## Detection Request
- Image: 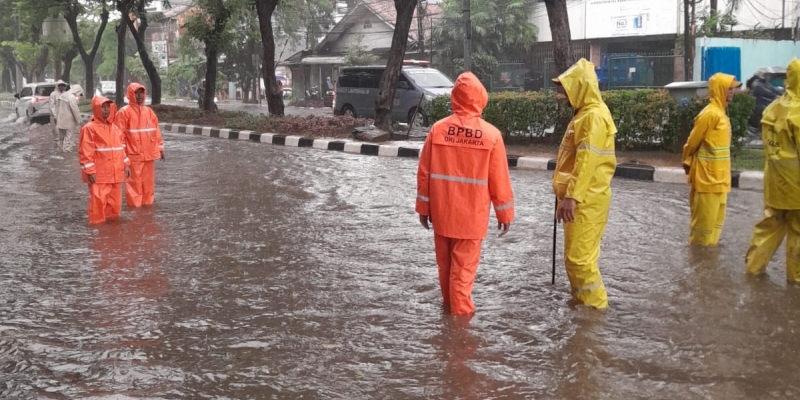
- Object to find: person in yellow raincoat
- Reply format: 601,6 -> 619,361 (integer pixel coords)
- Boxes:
745,58 -> 800,282
682,73 -> 741,246
552,58 -> 617,310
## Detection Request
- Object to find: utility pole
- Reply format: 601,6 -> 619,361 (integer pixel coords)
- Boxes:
462,0 -> 471,71
782,0 -> 786,29
417,0 -> 425,59
683,0 -> 695,81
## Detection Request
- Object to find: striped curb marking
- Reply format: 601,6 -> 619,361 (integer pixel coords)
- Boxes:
77,114 -> 762,189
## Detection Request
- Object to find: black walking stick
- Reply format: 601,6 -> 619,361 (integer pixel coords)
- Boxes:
552,196 -> 557,285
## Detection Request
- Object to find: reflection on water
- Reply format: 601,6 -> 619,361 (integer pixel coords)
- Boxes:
1,121 -> 799,399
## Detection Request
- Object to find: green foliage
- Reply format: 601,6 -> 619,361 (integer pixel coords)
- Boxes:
1,41 -> 46,78
274,0 -> 335,49
434,0 -> 538,60
125,55 -> 148,82
602,89 -> 678,150
425,89 -> 756,152
451,52 -> 499,86
344,33 -> 378,66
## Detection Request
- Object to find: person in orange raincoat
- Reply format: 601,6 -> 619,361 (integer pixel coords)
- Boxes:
115,83 -> 164,208
552,58 -> 617,310
416,72 -> 515,315
78,96 -> 131,224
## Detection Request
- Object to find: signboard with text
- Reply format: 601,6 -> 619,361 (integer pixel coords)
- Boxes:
585,0 -> 679,39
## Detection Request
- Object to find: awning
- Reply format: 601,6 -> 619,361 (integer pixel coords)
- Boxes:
301,56 -> 346,65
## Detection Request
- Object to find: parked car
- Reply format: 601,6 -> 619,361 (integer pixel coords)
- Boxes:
95,80 -> 116,98
14,82 -> 63,121
332,60 -> 454,127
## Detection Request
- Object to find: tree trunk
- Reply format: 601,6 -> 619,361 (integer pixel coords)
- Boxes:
33,47 -> 50,83
54,58 -> 62,83
374,0 -> 417,132
543,0 -> 572,75
255,0 -> 284,116
710,0 -> 718,34
65,5 -> 109,100
1,66 -> 11,92
115,20 -> 127,106
61,48 -> 78,82
124,10 -> 162,104
242,75 -> 251,103
684,0 -> 694,81
203,45 -> 219,112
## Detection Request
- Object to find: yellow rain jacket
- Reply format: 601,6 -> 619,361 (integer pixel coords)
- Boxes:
761,58 -> 800,210
682,73 -> 737,193
552,58 -> 618,223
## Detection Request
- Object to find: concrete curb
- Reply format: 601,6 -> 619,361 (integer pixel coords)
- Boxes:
78,114 -> 763,190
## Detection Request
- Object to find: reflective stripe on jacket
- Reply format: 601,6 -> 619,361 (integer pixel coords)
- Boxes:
79,96 -> 130,184
552,58 -> 617,223
116,83 -> 163,162
416,72 -> 515,240
682,73 -> 737,193
762,58 -> 800,210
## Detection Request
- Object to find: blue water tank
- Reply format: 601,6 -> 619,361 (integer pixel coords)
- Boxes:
701,47 -> 741,81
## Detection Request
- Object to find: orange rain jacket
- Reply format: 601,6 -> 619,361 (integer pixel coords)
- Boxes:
78,96 -> 130,183
416,72 -> 515,239
116,83 -> 164,162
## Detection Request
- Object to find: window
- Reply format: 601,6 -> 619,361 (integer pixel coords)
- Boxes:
337,74 -> 358,88
35,85 -> 55,96
358,70 -> 382,88
363,21 -> 372,29
20,87 -> 32,97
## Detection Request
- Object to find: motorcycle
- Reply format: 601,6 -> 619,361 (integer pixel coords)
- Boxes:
305,86 -> 320,100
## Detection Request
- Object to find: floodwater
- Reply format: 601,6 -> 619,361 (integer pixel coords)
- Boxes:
1,114 -> 798,399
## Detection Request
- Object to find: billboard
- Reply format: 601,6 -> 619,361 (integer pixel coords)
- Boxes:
585,0 -> 679,39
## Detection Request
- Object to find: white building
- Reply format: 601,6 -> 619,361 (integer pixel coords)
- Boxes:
524,0 -> 798,87
531,0 -> 799,42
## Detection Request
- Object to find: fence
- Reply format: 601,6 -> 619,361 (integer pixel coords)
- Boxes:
603,54 -> 679,90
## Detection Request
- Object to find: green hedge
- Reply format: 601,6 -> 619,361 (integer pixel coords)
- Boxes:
426,89 -> 755,152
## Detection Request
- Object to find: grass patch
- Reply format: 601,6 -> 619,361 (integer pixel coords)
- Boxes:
79,99 -> 92,113
0,92 -> 16,101
733,148 -> 765,171
149,104 -> 372,139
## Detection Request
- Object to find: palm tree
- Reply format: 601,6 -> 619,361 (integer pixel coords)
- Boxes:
433,0 -> 538,60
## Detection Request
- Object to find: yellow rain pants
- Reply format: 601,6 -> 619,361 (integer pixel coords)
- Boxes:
689,190 -> 727,246
746,59 -> 800,282
564,221 -> 609,309
745,209 -> 800,282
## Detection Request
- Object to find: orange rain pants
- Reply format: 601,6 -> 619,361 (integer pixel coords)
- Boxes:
126,160 -> 156,207
88,183 -> 122,224
434,235 -> 483,315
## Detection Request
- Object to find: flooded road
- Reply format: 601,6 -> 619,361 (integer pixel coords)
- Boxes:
1,113 -> 798,399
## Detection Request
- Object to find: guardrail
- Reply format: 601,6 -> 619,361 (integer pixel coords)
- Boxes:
0,100 -> 15,108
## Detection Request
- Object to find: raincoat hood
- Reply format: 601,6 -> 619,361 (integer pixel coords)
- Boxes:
91,95 -> 116,123
55,80 -> 67,89
126,82 -> 146,106
450,72 -> 488,117
67,84 -> 84,100
555,58 -> 603,110
785,57 -> 800,100
708,72 -> 739,108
